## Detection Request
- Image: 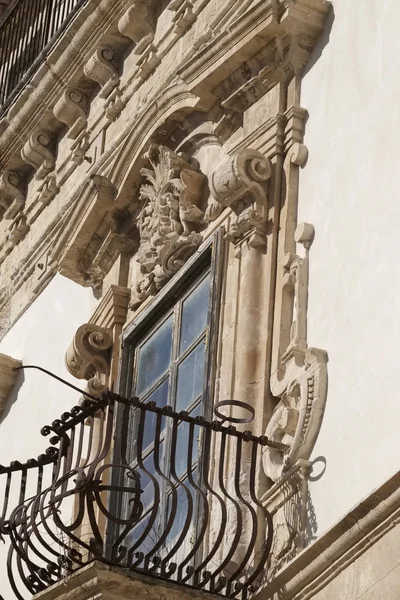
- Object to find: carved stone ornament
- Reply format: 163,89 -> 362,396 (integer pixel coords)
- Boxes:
83,45 -> 120,99
118,0 -> 156,55
21,130 -> 55,179
53,89 -> 89,139
263,223 -> 328,482
0,170 -> 25,221
65,324 -> 113,396
131,144 -> 205,309
0,353 -> 22,412
206,149 -> 272,249
168,0 -> 196,35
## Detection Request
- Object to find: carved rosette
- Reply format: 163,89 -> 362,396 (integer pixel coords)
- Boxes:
206,148 -> 272,250
65,324 -> 113,396
131,144 -> 205,309
263,223 -> 328,482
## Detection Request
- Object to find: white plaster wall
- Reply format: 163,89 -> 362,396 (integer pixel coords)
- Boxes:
299,0 -> 400,537
0,274 -> 98,599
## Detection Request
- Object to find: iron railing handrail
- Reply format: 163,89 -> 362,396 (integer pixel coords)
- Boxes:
0,388 -> 276,600
0,0 -> 88,113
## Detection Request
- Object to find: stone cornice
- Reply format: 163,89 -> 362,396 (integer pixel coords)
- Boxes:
254,468 -> 400,600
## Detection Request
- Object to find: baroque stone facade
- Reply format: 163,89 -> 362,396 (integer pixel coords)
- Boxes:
0,0 -> 346,599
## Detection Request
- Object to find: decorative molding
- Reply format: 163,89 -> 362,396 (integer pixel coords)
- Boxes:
131,144 -> 206,309
83,45 -> 120,99
90,285 -> 131,330
21,130 -> 55,179
263,223 -> 328,483
65,324 -> 113,396
7,212 -> 29,246
118,0 -> 156,55
37,173 -> 60,206
206,148 -> 272,250
0,353 -> 21,411
261,460 -> 312,579
53,89 -> 89,139
0,170 -> 25,221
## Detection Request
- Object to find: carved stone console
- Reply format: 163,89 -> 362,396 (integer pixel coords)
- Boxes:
264,223 -> 328,483
0,170 -> 25,221
118,0 -> 156,55
206,149 -> 272,251
21,130 -> 55,179
131,144 -> 206,309
65,324 -> 113,396
0,353 -> 22,412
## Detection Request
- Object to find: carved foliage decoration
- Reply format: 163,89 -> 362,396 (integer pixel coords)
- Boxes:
263,223 -> 328,483
65,324 -> 113,396
206,148 -> 272,249
131,144 -> 205,309
118,0 -> 156,55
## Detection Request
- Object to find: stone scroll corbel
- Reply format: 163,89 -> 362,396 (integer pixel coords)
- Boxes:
263,222 -> 328,483
0,353 -> 22,413
21,130 -> 55,179
53,89 -> 89,140
83,45 -> 120,99
0,170 -> 25,221
118,0 -> 156,56
205,148 -> 272,250
65,324 -> 113,396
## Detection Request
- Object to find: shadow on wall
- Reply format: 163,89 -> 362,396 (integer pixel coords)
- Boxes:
0,368 -> 25,426
303,4 -> 335,78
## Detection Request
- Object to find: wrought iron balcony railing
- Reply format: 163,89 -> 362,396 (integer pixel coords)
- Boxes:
0,0 -> 88,110
0,370 -> 284,600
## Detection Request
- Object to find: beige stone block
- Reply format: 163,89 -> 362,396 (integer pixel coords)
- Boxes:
357,563 -> 400,600
353,525 -> 400,598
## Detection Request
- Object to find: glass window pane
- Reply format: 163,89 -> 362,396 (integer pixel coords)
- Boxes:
136,315 -> 173,396
176,341 -> 206,412
140,378 -> 169,452
175,404 -> 202,477
138,446 -> 164,512
179,273 -> 211,355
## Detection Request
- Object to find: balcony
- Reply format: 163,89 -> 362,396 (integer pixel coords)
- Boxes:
0,384 -> 283,600
0,0 -> 88,111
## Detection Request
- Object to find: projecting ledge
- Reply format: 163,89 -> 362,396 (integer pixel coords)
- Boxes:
0,353 -> 21,410
34,562 -> 221,600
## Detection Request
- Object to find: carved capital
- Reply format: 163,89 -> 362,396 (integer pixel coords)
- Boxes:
21,130 -> 55,179
0,170 -> 25,221
118,1 -> 156,55
83,45 -> 119,99
0,353 -> 21,410
265,224 -> 328,482
206,149 -> 272,249
131,144 -> 205,309
65,324 -> 113,395
37,173 -> 59,205
53,89 -> 89,139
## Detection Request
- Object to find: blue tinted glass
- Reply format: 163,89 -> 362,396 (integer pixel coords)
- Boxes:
176,340 -> 206,412
141,378 -> 169,452
179,274 -> 210,355
136,315 -> 173,396
138,446 -> 164,512
175,404 -> 201,477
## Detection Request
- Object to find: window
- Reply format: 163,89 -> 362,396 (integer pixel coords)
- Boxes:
112,236 -> 223,566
